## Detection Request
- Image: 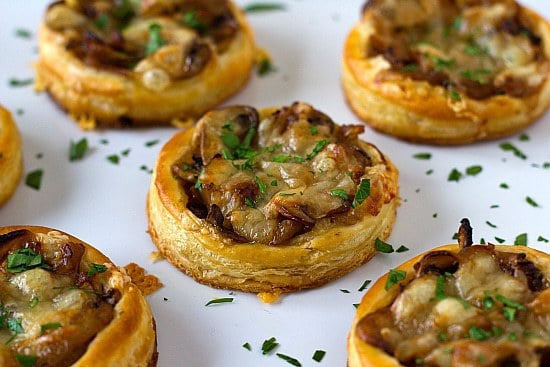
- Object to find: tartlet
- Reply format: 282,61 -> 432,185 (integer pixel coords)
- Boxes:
147,102 -> 399,293
342,0 -> 550,144
348,219 -> 550,367
35,0 -> 255,129
0,226 -> 158,366
0,105 -> 22,207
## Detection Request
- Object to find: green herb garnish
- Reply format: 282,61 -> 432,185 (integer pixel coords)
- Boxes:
145,23 -> 165,56
15,355 -> 37,367
25,169 -> 43,190
449,90 -> 462,101
257,58 -> 276,76
435,275 -> 447,300
358,279 -> 372,292
94,14 -> 109,30
261,337 -> 279,355
469,325 -> 491,340
69,138 -> 88,161
396,245 -> 409,253
255,176 -> 267,194
466,165 -> 482,176
499,142 -> 527,160
28,297 -> 39,309
312,349 -> 326,362
375,238 -> 394,253
15,28 -> 32,39
40,322 -> 62,335
385,269 -> 407,290
448,168 -> 462,182
182,11 -> 207,34
87,263 -> 108,276
330,189 -> 349,201
145,140 -> 159,147
243,2 -> 286,13
205,297 -> 234,306
306,140 -> 330,160
9,78 -> 33,87
352,178 -> 370,208
242,342 -> 252,351
276,353 -> 302,366
514,233 -> 527,246
413,152 -> 431,160
526,196 -> 539,207
6,248 -> 49,274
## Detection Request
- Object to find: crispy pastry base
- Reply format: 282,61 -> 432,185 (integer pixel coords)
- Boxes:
147,108 -> 399,294
347,244 -> 550,367
342,6 -> 550,145
0,106 -> 22,207
35,2 -> 255,129
0,226 -> 158,367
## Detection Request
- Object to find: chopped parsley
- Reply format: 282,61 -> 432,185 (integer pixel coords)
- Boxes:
352,178 -> 370,208
8,78 -> 33,87
205,297 -> 234,306
94,14 -> 109,29
499,142 -> 527,160
145,139 -> 159,147
375,238 -> 394,253
448,168 -> 462,182
495,236 -> 505,243
69,138 -> 89,161
469,325 -> 491,340
107,154 -> 120,164
514,233 -> 527,246
15,28 -> 32,39
305,140 -> 330,160
526,196 -> 539,208
435,275 -> 447,300
255,176 -> 267,194
385,269 -> 407,290
413,152 -> 431,160
500,183 -> 509,189
330,189 -> 349,201
538,235 -> 549,243
312,349 -> 326,362
340,289 -> 350,293
503,307 -> 517,322
402,64 -> 418,72
276,353 -> 302,366
460,68 -> 491,83
257,58 -> 276,76
309,126 -> 318,135
6,248 -> 50,273
242,342 -> 252,351
495,294 -> 526,310
145,23 -> 165,56
7,317 -> 23,334
466,165 -> 482,176
449,90 -> 462,101
25,169 -> 43,190
433,56 -> 455,72
244,197 -> 255,208
358,279 -> 372,292
396,245 -> 409,253
28,297 -> 39,309
40,322 -> 62,335
486,221 -> 497,228
182,11 -> 207,34
261,337 -> 279,355
87,263 -> 108,276
15,354 -> 37,367
243,3 -> 286,13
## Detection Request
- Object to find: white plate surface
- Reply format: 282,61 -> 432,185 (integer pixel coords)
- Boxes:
0,1 -> 549,366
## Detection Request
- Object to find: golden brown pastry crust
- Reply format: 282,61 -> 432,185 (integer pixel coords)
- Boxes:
0,106 -> 22,207
347,243 -> 550,367
35,0 -> 255,129
0,225 -> 157,367
342,1 -> 550,145
147,103 -> 399,293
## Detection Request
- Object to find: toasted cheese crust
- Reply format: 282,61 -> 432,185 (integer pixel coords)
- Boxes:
147,102 -> 399,293
0,106 -> 22,208
35,0 -> 255,128
348,239 -> 550,367
0,226 -> 157,367
342,0 -> 550,144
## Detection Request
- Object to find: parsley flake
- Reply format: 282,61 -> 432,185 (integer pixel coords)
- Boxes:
40,322 -> 62,335
352,178 -> 370,208
358,279 -> 372,292
330,189 -> 349,201
145,139 -> 159,147
107,155 -> 120,164
257,58 -> 276,76
182,11 -> 207,34
526,196 -> 539,208
15,355 -> 37,367
261,337 -> 279,355
205,297 -> 233,306
306,140 -> 330,160
87,263 -> 108,276
375,238 -> 394,253
276,353 -> 302,366
448,168 -> 462,182
499,142 -> 527,160
8,78 -> 33,87
242,342 -> 252,351
469,325 -> 491,340
396,245 -> 409,253
145,23 -> 165,56
7,248 -> 49,273
15,28 -> 32,39
25,169 -> 43,190
466,165 -> 482,176
413,152 -> 431,160
514,233 -> 527,246
385,269 -> 407,290
312,349 -> 326,362
435,275 -> 447,300
69,138 -> 88,161
255,176 -> 267,194
244,3 -> 286,13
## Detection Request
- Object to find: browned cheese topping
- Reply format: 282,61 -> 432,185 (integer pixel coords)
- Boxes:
356,220 -> 550,367
44,0 -> 238,89
0,229 -> 119,367
172,102 -> 395,245
364,0 -> 548,99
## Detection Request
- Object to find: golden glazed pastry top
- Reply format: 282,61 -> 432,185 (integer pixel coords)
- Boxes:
362,0 -> 548,101
0,226 -> 157,367
0,106 -> 22,207
170,102 -> 396,246
348,219 -> 550,367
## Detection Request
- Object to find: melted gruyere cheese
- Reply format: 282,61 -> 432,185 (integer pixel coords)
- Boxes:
0,230 -> 117,367
365,0 -> 548,100
356,244 -> 550,367
172,102 -> 395,245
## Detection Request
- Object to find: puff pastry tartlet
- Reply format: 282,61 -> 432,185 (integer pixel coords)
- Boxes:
147,102 -> 399,293
342,0 -> 550,144
0,226 -> 158,366
0,105 -> 22,207
348,219 -> 550,367
35,0 -> 255,129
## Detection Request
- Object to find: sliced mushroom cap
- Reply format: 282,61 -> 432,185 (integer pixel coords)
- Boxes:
458,218 -> 473,249
414,250 -> 460,276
